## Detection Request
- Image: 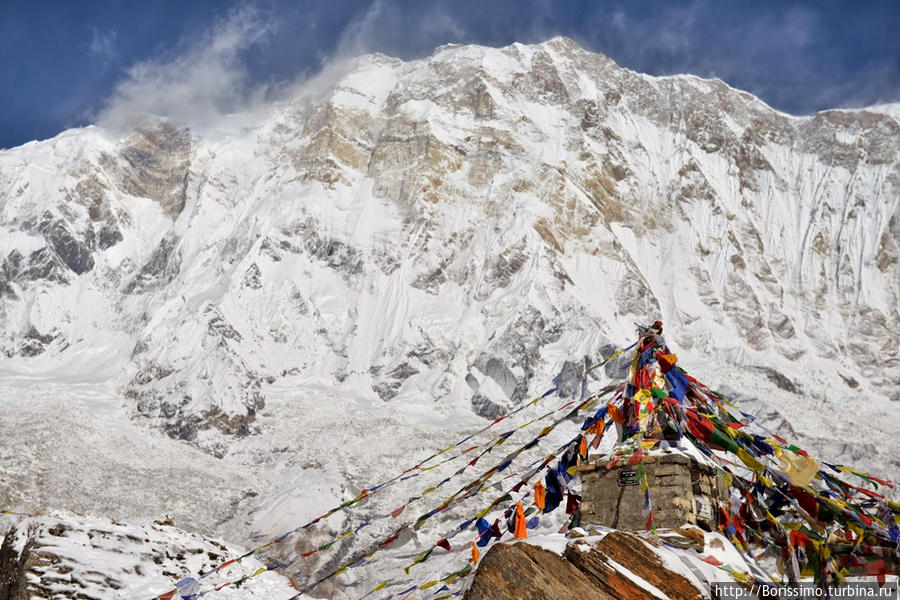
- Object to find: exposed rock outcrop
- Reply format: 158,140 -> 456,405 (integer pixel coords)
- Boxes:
465,532 -> 706,600
464,542 -> 612,600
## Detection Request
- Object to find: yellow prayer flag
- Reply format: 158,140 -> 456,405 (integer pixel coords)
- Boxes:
723,472 -> 733,489
781,453 -> 819,487
633,389 -> 651,404
736,448 -> 765,472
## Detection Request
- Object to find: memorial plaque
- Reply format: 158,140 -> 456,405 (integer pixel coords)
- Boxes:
695,496 -> 713,520
618,469 -> 639,486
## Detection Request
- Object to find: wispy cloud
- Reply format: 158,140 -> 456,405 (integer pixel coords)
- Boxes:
96,7 -> 274,134
88,27 -> 117,72
331,0 -> 469,59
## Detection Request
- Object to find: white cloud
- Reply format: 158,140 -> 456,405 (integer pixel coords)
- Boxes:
330,0 -> 469,60
332,0 -> 387,59
89,27 -> 117,71
96,7 -> 274,134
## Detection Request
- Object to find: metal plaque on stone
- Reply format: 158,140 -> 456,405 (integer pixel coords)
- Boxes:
618,469 -> 639,486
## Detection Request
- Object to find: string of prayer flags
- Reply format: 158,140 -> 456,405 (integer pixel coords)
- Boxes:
286,399 -> 614,598
354,418 -> 616,599
162,324 -> 900,600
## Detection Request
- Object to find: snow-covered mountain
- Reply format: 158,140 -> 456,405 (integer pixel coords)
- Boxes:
1,36 -> 898,597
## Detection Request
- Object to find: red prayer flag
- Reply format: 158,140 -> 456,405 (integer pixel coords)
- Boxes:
868,476 -> 894,488
491,520 -> 502,538
864,559 -> 887,586
628,447 -> 643,465
566,492 -> 579,515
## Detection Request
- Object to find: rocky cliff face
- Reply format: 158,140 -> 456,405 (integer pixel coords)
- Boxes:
2,38 -> 896,459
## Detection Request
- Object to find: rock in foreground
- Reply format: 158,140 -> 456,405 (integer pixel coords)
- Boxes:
465,530 -> 728,600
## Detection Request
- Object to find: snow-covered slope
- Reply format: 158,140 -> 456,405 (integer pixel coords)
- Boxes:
0,510 -> 295,599
0,36 -> 898,597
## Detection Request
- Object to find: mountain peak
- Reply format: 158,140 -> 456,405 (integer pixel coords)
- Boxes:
0,44 -> 897,599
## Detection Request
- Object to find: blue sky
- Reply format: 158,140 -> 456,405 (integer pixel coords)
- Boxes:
2,0 -> 898,149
